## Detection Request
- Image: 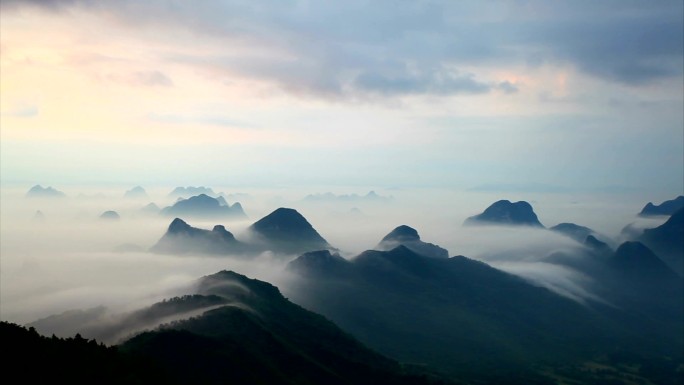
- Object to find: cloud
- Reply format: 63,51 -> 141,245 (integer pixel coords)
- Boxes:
147,113 -> 254,128
527,17 -> 684,85
495,81 -> 518,94
354,68 -> 491,96
3,0 -> 681,98
108,70 -> 173,87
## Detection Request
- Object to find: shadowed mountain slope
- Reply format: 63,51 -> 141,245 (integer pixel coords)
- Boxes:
639,196 -> 684,217
638,208 -> 684,276
286,245 -> 683,384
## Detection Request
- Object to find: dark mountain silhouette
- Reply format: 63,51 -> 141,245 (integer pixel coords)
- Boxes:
2,321 -> 163,385
150,218 -> 250,255
123,186 -> 148,199
584,234 -> 612,254
168,186 -> 216,198
26,184 -> 66,198
248,208 -> 333,254
288,250 -> 353,277
638,208 -> 684,276
216,195 -> 228,206
609,241 -> 679,280
464,200 -> 544,227
119,271 -> 446,385
27,295 -> 230,344
550,223 -> 614,250
287,245 -> 682,384
160,194 -> 246,220
639,195 -> 684,217
99,210 -> 120,220
598,241 -> 683,328
10,268 -> 448,385
151,208 -> 332,256
376,225 -> 448,258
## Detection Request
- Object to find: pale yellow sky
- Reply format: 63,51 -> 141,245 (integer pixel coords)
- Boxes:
1,1 -> 682,192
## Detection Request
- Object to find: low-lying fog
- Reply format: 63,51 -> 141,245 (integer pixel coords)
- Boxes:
0,185 -> 671,331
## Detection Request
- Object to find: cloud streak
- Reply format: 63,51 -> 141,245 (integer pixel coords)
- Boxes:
5,0 -> 679,101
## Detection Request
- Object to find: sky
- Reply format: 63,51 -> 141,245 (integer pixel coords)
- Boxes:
1,0 -> 682,194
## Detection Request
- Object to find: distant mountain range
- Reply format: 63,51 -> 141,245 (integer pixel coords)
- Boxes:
152,207 -> 333,256
25,185 -> 66,198
168,186 -> 217,198
160,194 -> 247,220
123,186 -> 149,199
303,190 -> 393,203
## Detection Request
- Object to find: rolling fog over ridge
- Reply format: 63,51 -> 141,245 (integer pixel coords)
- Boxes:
0,183 -> 674,325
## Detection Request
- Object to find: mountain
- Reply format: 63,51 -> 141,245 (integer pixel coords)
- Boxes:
139,202 -> 160,214
168,186 -> 216,198
123,186 -> 149,199
550,222 -> 613,251
248,208 -> 333,254
464,200 -> 544,227
376,225 -> 448,258
288,250 -> 354,277
584,234 -> 612,254
286,245 -> 683,384
609,241 -> 679,281
119,271 -> 446,385
25,184 -> 66,198
99,210 -> 120,220
1,321 -> 161,385
550,222 -> 594,242
639,195 -> 684,217
160,194 -> 247,220
150,218 -> 250,255
11,270 -> 448,385
152,208 -> 332,256
638,207 -> 684,276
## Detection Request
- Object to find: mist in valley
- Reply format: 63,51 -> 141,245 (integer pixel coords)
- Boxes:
1,183 -> 671,335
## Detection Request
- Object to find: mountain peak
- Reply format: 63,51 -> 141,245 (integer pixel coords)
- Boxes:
249,208 -> 331,254
377,225 -> 448,258
610,241 -> 677,278
288,250 -> 350,276
168,218 -> 191,233
124,186 -> 148,199
26,185 -> 66,198
160,194 -> 246,220
381,225 -> 420,242
639,196 -> 684,217
464,200 -> 543,227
